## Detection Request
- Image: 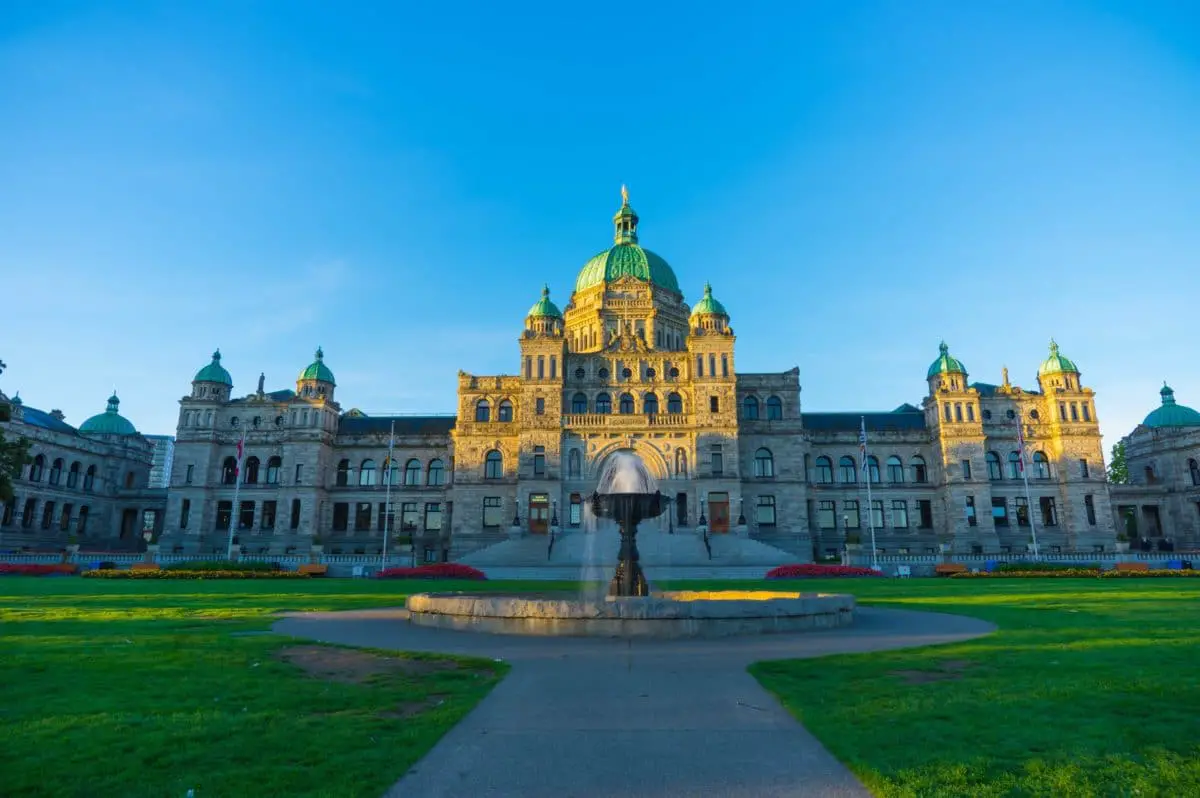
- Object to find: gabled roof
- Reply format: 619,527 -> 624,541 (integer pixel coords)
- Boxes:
338,415 -> 457,436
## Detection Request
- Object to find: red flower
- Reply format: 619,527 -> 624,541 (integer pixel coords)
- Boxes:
375,563 -> 487,580
766,563 -> 882,579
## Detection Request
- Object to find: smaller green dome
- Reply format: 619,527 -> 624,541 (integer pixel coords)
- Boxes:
1038,339 -> 1079,376
79,393 -> 138,436
1143,383 -> 1200,428
690,282 -> 728,317
927,341 -> 967,379
527,285 -> 562,318
299,347 -> 336,385
194,349 -> 233,385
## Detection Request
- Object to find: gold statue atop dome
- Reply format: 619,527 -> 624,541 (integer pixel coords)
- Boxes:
621,184 -> 629,205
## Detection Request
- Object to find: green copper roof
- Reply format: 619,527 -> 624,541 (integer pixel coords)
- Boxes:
1143,383 -> 1200,428
927,341 -> 968,379
574,188 -> 681,294
527,285 -> 563,318
79,393 -> 138,436
194,349 -> 233,386
690,282 -> 728,317
1038,339 -> 1079,376
299,347 -> 336,385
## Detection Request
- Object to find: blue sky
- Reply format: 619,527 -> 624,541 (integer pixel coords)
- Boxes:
1,1 -> 1198,451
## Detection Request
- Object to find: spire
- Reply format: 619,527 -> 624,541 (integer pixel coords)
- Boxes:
613,185 -> 639,245
315,346 -> 324,361
106,392 -> 120,413
212,349 -> 221,362
938,340 -> 949,355
1048,338 -> 1060,357
1162,382 -> 1176,405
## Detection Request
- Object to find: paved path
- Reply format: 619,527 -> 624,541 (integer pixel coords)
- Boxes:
273,606 -> 994,798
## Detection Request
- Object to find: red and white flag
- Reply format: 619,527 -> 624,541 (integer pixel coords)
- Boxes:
234,429 -> 246,476
1014,414 -> 1026,473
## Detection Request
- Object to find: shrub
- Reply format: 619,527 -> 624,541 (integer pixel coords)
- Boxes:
1101,569 -> 1200,579
83,569 -> 310,580
766,564 -> 883,579
375,563 -> 487,580
951,568 -> 1101,579
162,560 -> 280,573
996,561 -> 1100,573
0,563 -> 77,576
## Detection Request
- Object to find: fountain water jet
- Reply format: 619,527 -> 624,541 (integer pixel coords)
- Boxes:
588,452 -> 666,597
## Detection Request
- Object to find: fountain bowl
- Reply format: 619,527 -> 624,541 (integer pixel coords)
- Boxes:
405,590 -> 855,638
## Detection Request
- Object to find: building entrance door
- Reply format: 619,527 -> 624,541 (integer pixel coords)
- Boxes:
708,492 -> 730,534
675,492 -> 688,527
528,494 -> 549,534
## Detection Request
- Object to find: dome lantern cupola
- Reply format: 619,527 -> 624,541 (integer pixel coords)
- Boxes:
1142,383 -> 1200,428
191,349 -> 233,400
525,285 -> 564,337
573,187 -> 681,295
613,184 -> 639,245
79,392 -> 138,436
297,346 -> 336,401
1037,338 -> 1081,391
927,341 -> 968,392
689,282 -> 730,333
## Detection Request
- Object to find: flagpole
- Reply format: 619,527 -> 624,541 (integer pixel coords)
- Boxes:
226,428 -> 246,560
1017,414 -> 1040,560
381,421 -> 395,572
861,417 -> 878,571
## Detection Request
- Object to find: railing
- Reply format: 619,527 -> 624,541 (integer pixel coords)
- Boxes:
562,413 -> 691,429
701,527 -> 712,560
547,528 -> 556,561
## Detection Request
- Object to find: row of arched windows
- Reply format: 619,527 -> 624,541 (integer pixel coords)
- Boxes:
222,455 -> 284,485
813,455 -> 928,485
474,399 -> 514,423
569,392 -> 683,415
742,396 -> 784,421
26,455 -> 97,492
334,458 -> 446,487
985,451 -> 1050,480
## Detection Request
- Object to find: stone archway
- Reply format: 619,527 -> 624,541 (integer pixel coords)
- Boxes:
588,441 -> 670,483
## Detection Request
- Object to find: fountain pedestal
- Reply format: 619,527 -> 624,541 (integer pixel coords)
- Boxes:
589,490 -> 665,597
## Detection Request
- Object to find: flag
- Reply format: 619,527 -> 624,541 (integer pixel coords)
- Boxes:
1014,414 -> 1026,473
234,429 -> 246,476
859,417 -> 869,474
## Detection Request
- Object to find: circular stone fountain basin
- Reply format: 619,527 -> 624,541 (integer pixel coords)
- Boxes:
405,590 -> 855,638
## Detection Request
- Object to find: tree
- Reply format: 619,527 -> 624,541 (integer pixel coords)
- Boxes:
0,358 -> 32,503
1108,441 -> 1129,485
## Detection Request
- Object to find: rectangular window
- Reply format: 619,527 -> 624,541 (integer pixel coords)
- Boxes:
290,498 -> 301,530
1070,402 -> 1079,422
60,504 -> 73,532
185,464 -> 194,484
711,447 -> 723,476
871,500 -> 884,529
1,499 -> 14,527
550,356 -> 556,379
1059,401 -> 1068,421
238,501 -> 255,530
1085,494 -> 1096,526
41,501 -> 55,530
991,497 -> 1009,526
967,404 -> 976,422
917,499 -> 933,529
569,494 -> 582,526
756,495 -> 776,526
352,502 -> 372,531
961,459 -> 972,480
817,500 -> 836,530
721,353 -> 729,377
844,499 -> 860,529
965,496 -> 977,526
1079,459 -> 1089,478
891,500 -> 909,529
1014,496 -> 1030,527
294,464 -> 303,485
180,499 -> 191,529
708,354 -> 716,377
1039,496 -> 1058,527
709,396 -> 719,413
216,500 -> 232,531
696,355 -> 704,377
425,502 -> 442,531
377,502 -> 389,532
1082,403 -> 1092,422
483,496 -> 503,528
535,398 -> 545,415
261,500 -> 277,530
954,404 -> 963,422
525,356 -> 532,379
401,502 -> 419,532
944,404 -> 952,422
537,356 -> 545,379
533,453 -> 546,477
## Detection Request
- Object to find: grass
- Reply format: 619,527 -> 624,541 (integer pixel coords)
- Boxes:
0,578 -> 568,798
747,578 -> 1200,797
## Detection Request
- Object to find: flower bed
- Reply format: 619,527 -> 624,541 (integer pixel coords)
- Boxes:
0,563 -> 78,576
83,569 -> 311,580
951,569 -> 1199,579
162,560 -> 281,573
996,561 -> 1102,573
375,563 -> 487,580
766,564 -> 883,579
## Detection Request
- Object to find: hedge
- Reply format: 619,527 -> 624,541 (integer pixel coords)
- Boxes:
83,569 -> 310,580
162,560 -> 281,572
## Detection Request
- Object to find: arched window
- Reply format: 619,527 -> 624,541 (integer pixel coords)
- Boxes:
67,461 -> 81,488
571,392 -> 588,413
49,458 -> 63,485
596,392 -> 612,414
124,471 -> 136,489
675,448 -> 688,478
244,456 -> 260,484
866,455 -> 880,484
336,459 -> 350,486
427,459 -> 445,486
222,457 -> 238,485
485,450 -> 503,479
839,456 -> 857,483
986,452 -> 1002,480
359,459 -> 377,486
754,447 -> 774,478
404,458 -> 421,486
619,393 -> 634,414
886,456 -> 904,483
644,393 -> 659,414
29,455 -> 45,482
743,396 -> 760,420
266,456 -> 281,484
498,400 -> 514,422
568,449 -> 581,478
910,456 -> 927,483
1008,452 -> 1023,479
1032,451 -> 1050,480
766,396 -> 783,420
83,465 -> 96,492
475,399 -> 490,422
667,392 -> 683,414
815,456 -> 833,484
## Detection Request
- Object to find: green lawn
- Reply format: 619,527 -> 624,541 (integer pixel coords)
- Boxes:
749,578 -> 1200,797
0,578 -> 564,798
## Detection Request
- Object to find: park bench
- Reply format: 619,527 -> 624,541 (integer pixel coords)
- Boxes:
1115,561 -> 1149,572
934,563 -> 968,576
130,562 -> 160,571
298,564 -> 328,576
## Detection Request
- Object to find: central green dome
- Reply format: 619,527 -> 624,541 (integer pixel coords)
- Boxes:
574,188 -> 681,295
79,393 -> 138,436
1143,384 -> 1200,428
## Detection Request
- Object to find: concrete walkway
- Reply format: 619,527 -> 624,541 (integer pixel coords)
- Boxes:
273,607 -> 994,798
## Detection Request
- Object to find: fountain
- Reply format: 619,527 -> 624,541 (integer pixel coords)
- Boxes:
404,451 -> 856,638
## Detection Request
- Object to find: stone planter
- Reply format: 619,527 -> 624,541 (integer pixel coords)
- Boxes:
1115,541 -> 1130,554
